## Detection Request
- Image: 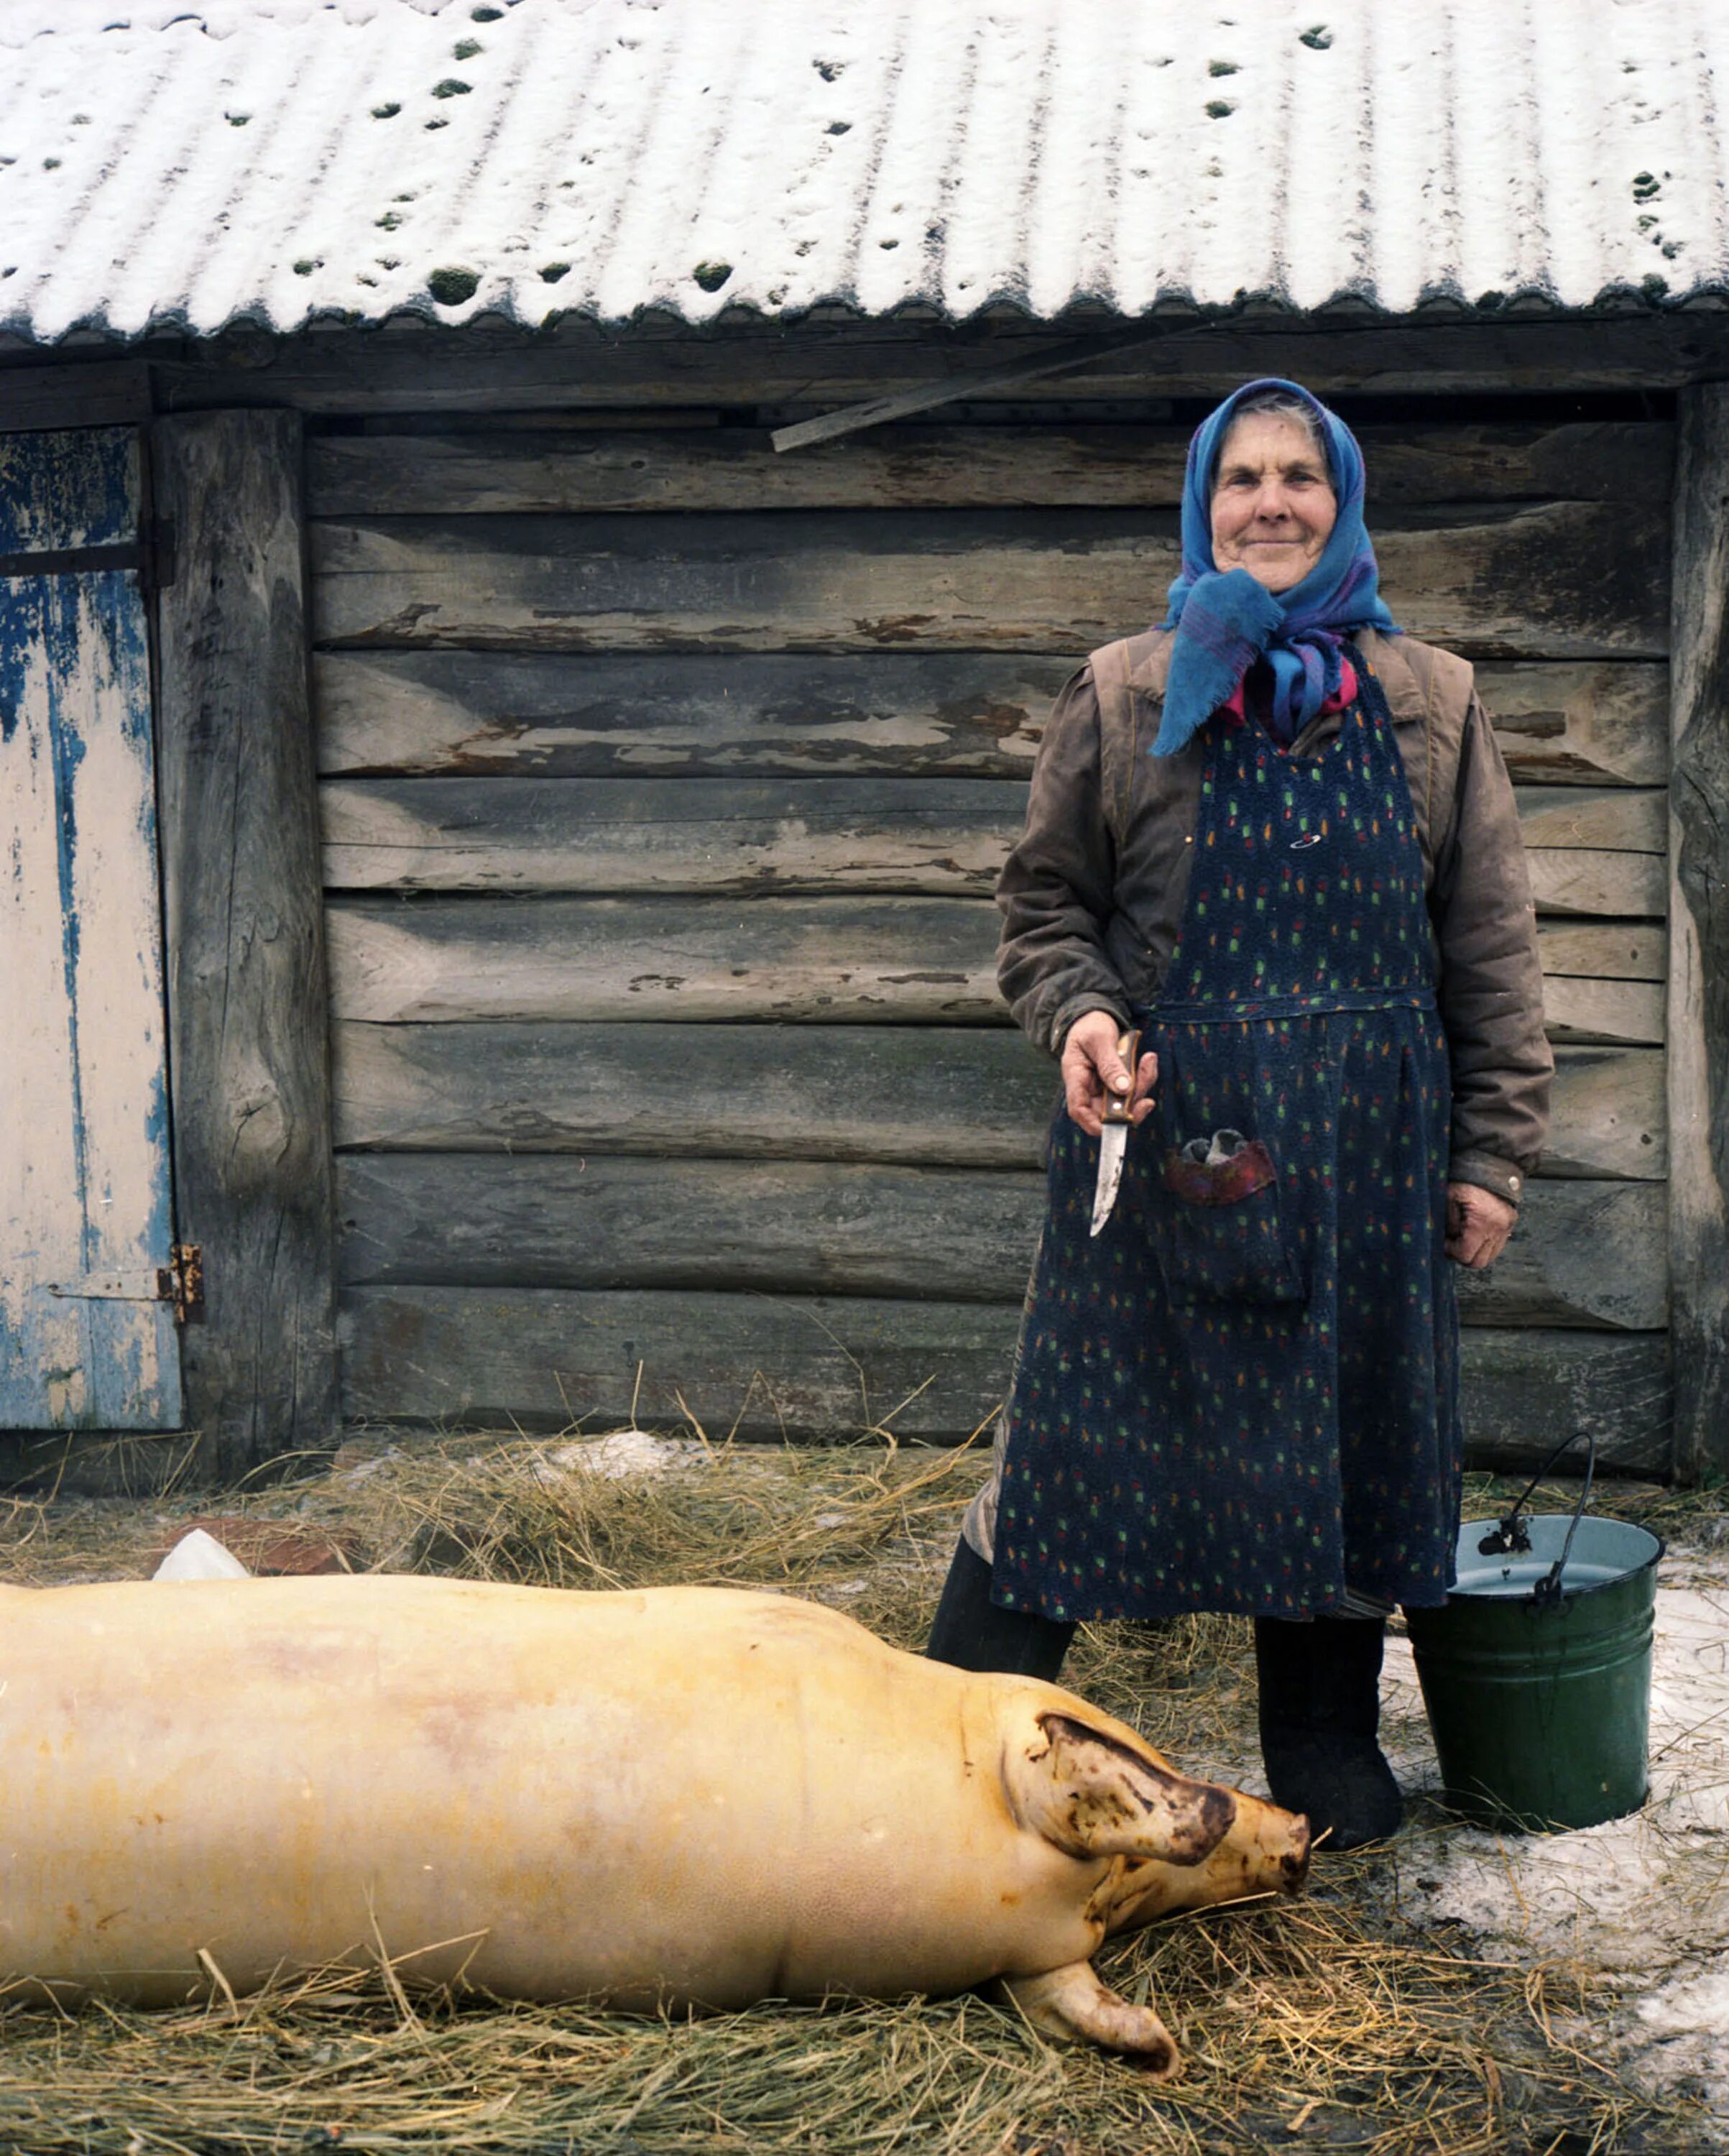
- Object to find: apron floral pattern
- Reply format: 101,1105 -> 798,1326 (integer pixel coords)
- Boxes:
991,665 -> 1463,1623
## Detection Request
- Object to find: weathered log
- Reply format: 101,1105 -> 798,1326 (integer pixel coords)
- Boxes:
310,502 -> 1667,658
325,895 -> 1006,1024
1522,847 -> 1667,918
321,775 -> 1673,900
1513,788 -> 1665,852
1542,1044 -> 1666,1179
332,1021 -> 1059,1163
1668,384 -> 1729,1481
338,1155 -> 1665,1330
1540,977 -> 1665,1046
1482,663 -> 1669,788
152,412 -> 338,1476
328,893 -> 1675,1034
305,420 -> 1674,518
321,776 -> 1025,895
315,648 -> 1666,788
336,1286 -> 1672,1468
1536,921 -> 1666,981
331,1025 -> 1661,1182
151,313 -> 1729,413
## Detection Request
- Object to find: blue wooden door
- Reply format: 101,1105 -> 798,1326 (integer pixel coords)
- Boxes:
0,428 -> 183,1427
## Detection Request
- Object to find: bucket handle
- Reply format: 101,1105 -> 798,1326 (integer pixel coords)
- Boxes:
1475,1429 -> 1596,1606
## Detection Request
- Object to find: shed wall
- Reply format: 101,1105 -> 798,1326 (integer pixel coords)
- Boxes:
311,403 -> 1674,1470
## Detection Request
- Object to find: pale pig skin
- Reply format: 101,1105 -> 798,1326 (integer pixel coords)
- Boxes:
0,1576 -> 1308,2072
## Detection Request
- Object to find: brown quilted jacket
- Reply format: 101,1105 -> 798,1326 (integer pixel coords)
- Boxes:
995,626 -> 1552,1206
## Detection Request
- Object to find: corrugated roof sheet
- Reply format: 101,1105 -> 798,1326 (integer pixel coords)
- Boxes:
1,0 -> 1726,344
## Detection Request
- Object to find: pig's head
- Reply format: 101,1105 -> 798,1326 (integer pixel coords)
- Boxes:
1001,1697 -> 1309,1932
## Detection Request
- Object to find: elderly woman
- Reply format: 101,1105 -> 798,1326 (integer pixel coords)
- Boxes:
926,379 -> 1552,1851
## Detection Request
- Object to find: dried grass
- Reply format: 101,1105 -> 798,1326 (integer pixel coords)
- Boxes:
0,1434 -> 1716,2156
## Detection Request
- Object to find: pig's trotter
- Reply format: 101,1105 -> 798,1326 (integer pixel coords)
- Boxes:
1000,1960 -> 1181,2077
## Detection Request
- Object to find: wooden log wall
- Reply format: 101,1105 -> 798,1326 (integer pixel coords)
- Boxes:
310,410 -> 1676,1472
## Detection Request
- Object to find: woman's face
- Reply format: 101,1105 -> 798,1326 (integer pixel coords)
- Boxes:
1209,410 -> 1338,593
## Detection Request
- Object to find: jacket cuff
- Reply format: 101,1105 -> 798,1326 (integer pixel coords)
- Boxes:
1049,993 -> 1133,1056
1448,1151 -> 1529,1209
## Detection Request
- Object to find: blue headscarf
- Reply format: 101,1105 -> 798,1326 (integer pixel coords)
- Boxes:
1153,377 -> 1399,757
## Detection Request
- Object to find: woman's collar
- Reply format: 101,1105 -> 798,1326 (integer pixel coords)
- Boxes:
1125,624 -> 1426,724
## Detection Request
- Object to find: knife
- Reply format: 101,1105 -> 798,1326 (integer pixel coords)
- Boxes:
1089,1028 -> 1143,1238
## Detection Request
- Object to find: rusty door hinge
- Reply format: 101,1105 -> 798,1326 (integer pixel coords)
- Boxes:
47,1243 -> 204,1325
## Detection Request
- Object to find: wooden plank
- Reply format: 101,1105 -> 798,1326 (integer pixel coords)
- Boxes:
149,313 -> 1729,413
320,776 -> 1025,896
321,778 -> 1674,898
1480,662 -> 1669,788
1544,1044 -> 1666,1180
336,1286 -> 1672,1465
316,648 -> 1671,788
332,1026 -> 1661,1184
1541,976 -> 1665,1047
337,1285 -> 1023,1439
153,411 -> 338,1479
313,650 -> 1071,779
0,361 -> 152,433
338,1156 -> 1665,1330
1513,787 -> 1665,852
328,894 -> 1678,1033
309,502 -> 1668,660
1668,385 -> 1729,1482
326,895 -> 1005,1024
1524,847 -> 1667,918
1536,922 -> 1666,981
305,420 -> 1673,518
1457,1330 -> 1672,1476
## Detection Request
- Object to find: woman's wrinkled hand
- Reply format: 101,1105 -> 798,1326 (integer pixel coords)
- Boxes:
1061,1011 -> 1158,1138
1445,1181 -> 1517,1268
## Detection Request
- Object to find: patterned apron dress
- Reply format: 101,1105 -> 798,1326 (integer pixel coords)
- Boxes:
991,664 -> 1463,1623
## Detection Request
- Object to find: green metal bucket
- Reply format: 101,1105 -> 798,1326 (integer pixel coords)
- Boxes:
1405,1452 -> 1664,1833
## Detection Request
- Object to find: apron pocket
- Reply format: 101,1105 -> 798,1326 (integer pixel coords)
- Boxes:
1154,1131 -> 1306,1307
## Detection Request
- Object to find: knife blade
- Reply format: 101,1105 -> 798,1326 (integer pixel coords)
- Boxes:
1089,1028 -> 1142,1238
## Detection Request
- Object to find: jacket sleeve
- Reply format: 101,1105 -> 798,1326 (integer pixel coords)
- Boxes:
1430,693 -> 1554,1206
995,665 -> 1133,1056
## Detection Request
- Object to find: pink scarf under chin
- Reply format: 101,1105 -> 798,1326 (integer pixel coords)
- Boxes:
1219,655 -> 1358,732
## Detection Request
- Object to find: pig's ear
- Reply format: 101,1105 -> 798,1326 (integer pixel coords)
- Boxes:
1010,1712 -> 1235,1865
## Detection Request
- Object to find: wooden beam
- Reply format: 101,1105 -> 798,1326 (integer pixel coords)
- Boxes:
336,1286 -> 1672,1466
325,895 -> 1005,1025
1668,384 -> 1729,1482
337,1156 -> 1665,1330
152,411 -> 338,1479
1513,787 -> 1665,852
1523,848 -> 1667,917
305,420 -> 1674,519
315,650 -> 1666,786
145,312 -> 1729,413
0,360 -> 152,433
309,501 -> 1668,660
326,893 -> 1679,1033
331,1025 -> 1661,1183
320,775 -> 1026,896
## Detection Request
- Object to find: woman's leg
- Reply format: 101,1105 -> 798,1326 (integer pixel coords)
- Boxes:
1254,1614 -> 1403,1850
926,1536 -> 1076,1682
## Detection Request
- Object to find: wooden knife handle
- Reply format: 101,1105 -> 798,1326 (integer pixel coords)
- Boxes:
1100,1028 -> 1143,1125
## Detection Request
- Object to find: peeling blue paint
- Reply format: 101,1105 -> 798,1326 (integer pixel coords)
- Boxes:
1,427 -> 181,1428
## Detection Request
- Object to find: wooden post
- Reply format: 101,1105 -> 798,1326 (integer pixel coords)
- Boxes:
152,410 -> 337,1478
1667,384 -> 1729,1483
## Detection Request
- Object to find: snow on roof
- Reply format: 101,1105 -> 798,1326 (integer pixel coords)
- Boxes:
1,0 -> 1726,344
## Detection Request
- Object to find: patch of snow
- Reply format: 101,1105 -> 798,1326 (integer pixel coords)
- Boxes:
539,1428 -> 705,1482
152,1526 -> 251,1580
1375,1554 -> 1729,2139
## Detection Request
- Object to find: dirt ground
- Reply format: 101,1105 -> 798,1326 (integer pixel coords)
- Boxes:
0,1429 -> 1724,2156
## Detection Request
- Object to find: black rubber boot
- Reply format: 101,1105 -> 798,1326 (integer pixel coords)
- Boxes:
1255,1615 -> 1404,1851
925,1537 -> 1076,1682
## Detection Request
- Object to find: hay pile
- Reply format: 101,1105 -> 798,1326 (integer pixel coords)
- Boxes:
0,1436 -> 1717,2156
